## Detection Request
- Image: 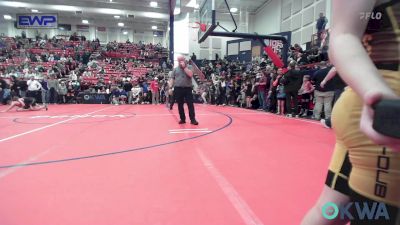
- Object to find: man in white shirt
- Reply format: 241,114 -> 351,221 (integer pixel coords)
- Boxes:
27,76 -> 42,102
131,84 -> 142,104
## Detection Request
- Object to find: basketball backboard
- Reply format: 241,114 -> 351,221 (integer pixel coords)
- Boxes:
198,0 -> 217,43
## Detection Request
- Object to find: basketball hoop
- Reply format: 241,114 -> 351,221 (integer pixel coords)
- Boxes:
190,22 -> 207,32
196,22 -> 207,32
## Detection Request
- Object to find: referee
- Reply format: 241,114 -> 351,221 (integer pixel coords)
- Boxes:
168,56 -> 199,125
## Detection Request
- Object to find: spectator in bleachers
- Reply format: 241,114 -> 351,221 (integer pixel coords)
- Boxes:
69,70 -> 78,81
69,32 -> 79,42
316,12 -> 328,41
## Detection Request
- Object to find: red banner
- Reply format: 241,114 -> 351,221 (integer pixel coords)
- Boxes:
264,46 -> 284,68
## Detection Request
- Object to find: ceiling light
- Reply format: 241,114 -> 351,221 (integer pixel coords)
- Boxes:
118,22 -> 124,27
151,25 -> 157,30
2,2 -> 28,7
51,5 -> 79,11
114,15 -> 120,19
31,9 -> 39,13
109,0 -> 113,2
82,19 -> 89,24
3,15 -> 12,20
186,0 -> 198,8
230,7 -> 238,13
142,12 -> 165,19
99,8 -> 122,14
150,1 -> 158,7
123,31 -> 128,35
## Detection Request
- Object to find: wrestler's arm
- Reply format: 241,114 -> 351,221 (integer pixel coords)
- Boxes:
329,0 -> 397,101
330,0 -> 400,150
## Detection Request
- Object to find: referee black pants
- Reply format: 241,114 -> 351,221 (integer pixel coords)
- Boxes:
174,87 -> 196,122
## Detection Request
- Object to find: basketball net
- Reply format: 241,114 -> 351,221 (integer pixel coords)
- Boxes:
190,22 -> 207,31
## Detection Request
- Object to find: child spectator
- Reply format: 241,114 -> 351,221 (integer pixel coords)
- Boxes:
298,75 -> 315,117
275,72 -> 286,115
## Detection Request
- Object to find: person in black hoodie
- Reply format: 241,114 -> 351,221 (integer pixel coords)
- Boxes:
283,61 -> 304,117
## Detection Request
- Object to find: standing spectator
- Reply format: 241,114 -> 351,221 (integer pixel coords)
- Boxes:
47,75 -> 59,104
245,80 -> 253,108
40,77 -> 49,104
319,67 -> 347,128
150,77 -> 160,104
298,75 -> 315,117
10,76 -> 20,97
26,76 -> 42,102
58,81 -> 67,104
123,81 -> 133,104
191,53 -> 197,62
18,79 -> 27,97
131,83 -> 142,104
237,84 -> 246,108
255,73 -> 267,110
283,61 -> 303,117
316,13 -> 328,41
200,85 -> 208,104
141,80 -> 150,104
218,78 -> 227,106
312,62 -> 335,120
320,67 -> 346,104
275,70 -> 286,115
267,69 -> 279,113
0,77 -> 11,104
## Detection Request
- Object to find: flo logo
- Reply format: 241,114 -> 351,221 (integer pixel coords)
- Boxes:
322,202 -> 389,221
360,12 -> 382,20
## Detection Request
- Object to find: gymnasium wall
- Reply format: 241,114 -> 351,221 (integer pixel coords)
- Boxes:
0,20 -> 166,46
251,0 -> 282,36
251,0 -> 332,46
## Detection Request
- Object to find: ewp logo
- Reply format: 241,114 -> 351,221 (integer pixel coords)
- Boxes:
322,202 -> 390,221
17,14 -> 58,28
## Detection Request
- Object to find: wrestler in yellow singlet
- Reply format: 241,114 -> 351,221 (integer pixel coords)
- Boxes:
327,0 -> 400,224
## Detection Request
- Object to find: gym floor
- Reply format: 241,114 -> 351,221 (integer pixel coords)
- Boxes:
0,104 -> 334,225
